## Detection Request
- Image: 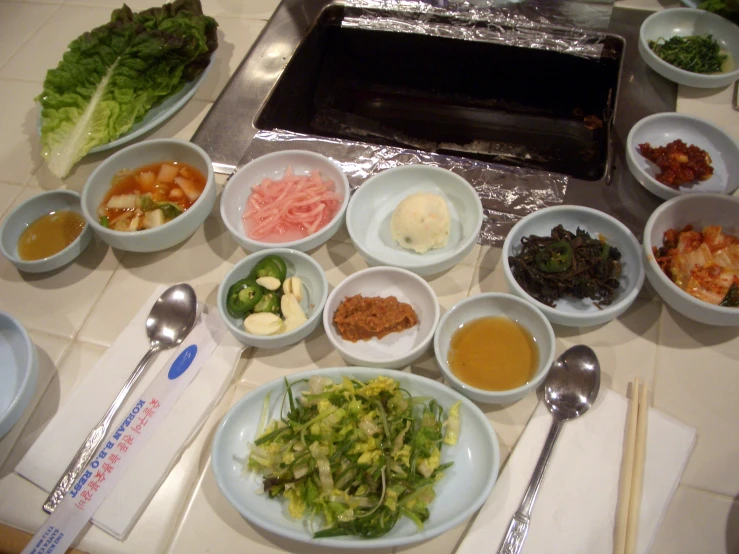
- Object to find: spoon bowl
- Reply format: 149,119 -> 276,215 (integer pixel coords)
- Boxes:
544,344 -> 601,421
497,345 -> 601,554
147,284 -> 198,348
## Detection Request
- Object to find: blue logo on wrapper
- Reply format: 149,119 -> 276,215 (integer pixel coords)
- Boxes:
168,345 -> 197,380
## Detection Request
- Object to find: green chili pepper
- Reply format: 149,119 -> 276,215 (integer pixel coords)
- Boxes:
252,256 -> 287,282
226,278 -> 264,317
535,240 -> 573,273
99,216 -> 109,228
253,291 -> 280,314
262,255 -> 287,280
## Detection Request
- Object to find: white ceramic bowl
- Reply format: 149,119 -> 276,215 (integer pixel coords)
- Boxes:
220,150 -> 350,253
0,190 -> 93,273
502,206 -> 645,327
81,139 -> 216,252
323,266 -> 440,369
639,8 -> 739,88
0,311 -> 38,439
346,165 -> 483,276
626,112 -> 739,200
643,193 -> 739,325
217,248 -> 329,348
211,366 -> 500,549
433,293 -> 555,405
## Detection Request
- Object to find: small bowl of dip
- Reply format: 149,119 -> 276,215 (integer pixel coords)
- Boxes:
433,293 -> 555,405
0,190 -> 92,273
323,266 -> 440,369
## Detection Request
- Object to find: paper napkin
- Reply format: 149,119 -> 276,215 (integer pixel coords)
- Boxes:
456,389 -> 696,554
15,287 -> 244,540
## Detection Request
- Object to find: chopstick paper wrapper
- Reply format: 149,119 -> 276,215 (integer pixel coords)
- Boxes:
457,389 -> 696,554
16,287 -> 243,540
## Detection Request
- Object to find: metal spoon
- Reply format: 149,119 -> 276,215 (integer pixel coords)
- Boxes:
497,345 -> 601,554
43,283 -> 198,514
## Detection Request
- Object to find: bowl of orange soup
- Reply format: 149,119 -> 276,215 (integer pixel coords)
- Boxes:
433,293 -> 555,404
81,138 -> 216,252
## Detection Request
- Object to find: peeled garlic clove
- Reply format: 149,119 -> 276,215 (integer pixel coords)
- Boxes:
281,293 -> 306,319
243,312 -> 283,335
256,276 -> 281,291
282,276 -> 303,302
282,313 -> 308,333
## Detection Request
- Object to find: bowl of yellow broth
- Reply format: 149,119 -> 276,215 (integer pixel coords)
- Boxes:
0,190 -> 92,273
433,292 -> 555,404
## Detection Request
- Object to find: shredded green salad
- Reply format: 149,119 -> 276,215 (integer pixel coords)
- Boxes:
247,375 -> 461,539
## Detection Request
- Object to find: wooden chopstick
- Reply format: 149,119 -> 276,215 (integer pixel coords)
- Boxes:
614,379 -> 649,554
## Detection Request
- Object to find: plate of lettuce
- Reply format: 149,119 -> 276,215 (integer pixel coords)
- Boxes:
211,367 -> 500,549
37,0 -> 218,179
85,60 -> 211,155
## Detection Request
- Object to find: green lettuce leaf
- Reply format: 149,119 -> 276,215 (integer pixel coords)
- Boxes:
38,0 -> 218,178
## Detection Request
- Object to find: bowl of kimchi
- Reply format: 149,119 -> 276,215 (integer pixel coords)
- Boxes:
221,150 -> 350,253
644,193 -> 739,326
81,138 -> 216,252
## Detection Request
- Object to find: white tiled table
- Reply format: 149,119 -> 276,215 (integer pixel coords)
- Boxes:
1,1 -> 738,553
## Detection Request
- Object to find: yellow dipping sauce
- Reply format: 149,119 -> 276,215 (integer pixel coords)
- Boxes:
17,210 -> 86,261
447,316 -> 538,391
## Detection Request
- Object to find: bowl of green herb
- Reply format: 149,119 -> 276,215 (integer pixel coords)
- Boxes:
502,206 -> 645,328
639,7 -> 739,88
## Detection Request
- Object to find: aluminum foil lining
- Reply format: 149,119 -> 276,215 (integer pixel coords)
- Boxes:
239,130 -> 568,246
344,0 -> 615,57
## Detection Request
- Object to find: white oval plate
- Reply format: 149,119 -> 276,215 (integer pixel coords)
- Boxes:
211,367 -> 500,550
37,62 -> 211,155
625,112 -> 739,201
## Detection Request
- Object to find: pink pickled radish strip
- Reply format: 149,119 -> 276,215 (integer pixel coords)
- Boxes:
242,166 -> 342,242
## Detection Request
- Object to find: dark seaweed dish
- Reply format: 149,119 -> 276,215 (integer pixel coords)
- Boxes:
509,225 -> 622,308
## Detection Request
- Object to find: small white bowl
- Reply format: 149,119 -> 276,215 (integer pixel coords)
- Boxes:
433,293 -> 555,405
0,190 -> 93,273
220,150 -> 350,253
217,249 -> 329,348
626,112 -> 739,200
0,311 -> 38,439
639,8 -> 739,88
323,266 -> 440,369
502,206 -> 645,327
346,165 -> 483,276
643,193 -> 739,326
81,138 -> 216,253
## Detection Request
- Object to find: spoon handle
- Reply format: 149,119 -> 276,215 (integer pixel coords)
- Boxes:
497,417 -> 564,554
43,346 -> 160,514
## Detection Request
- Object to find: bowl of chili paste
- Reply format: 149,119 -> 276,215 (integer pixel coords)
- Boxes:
626,112 -> 739,200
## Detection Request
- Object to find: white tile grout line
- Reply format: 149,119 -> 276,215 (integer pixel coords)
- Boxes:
0,183 -> 26,220
0,2 -> 62,75
159,381 -> 250,553
0,76 -> 43,85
